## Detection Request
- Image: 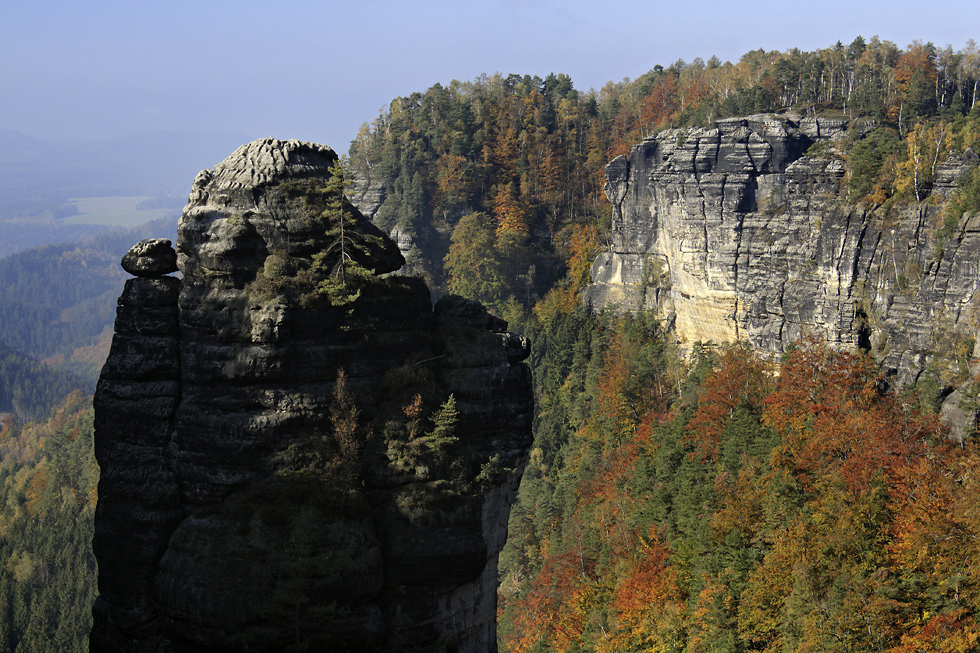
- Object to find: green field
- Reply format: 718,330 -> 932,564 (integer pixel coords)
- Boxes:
63,197 -> 176,227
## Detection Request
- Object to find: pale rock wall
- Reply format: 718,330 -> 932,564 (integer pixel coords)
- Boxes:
586,115 -> 980,395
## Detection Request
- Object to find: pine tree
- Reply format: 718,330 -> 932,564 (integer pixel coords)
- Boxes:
425,394 -> 458,457
312,157 -> 377,306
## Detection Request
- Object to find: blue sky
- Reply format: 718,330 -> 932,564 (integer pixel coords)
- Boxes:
3,0 -> 978,153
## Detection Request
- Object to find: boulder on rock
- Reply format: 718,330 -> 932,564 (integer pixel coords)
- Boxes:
120,238 -> 178,277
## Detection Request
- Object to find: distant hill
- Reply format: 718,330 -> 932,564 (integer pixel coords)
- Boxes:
0,217 -> 178,389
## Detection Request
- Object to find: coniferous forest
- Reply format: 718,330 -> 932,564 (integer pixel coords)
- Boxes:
2,37 -> 980,651
0,393 -> 97,652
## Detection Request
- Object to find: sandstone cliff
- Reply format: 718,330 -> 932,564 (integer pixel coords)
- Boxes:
586,115 -> 980,427
91,139 -> 533,652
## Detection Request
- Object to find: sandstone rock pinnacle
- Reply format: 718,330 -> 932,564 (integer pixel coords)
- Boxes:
91,138 -> 532,652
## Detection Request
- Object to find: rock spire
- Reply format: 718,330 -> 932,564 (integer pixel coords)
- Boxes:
91,138 -> 533,652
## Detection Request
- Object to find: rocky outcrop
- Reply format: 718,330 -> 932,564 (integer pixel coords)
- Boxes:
350,174 -> 386,222
92,268 -> 182,651
91,138 -> 533,652
120,238 -> 179,277
934,148 -> 979,197
586,114 -> 980,402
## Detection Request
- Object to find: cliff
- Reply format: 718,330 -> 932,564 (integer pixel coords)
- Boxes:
586,114 -> 980,419
91,139 -> 533,652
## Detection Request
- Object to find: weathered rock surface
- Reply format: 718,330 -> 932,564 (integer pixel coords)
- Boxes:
120,238 -> 179,277
350,174 -> 386,222
586,114 -> 980,403
91,138 -> 533,652
934,148 -> 979,197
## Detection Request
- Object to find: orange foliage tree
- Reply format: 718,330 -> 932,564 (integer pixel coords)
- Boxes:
763,337 -> 936,495
684,343 -> 772,463
604,531 -> 685,651
889,41 -> 940,131
493,182 -> 530,237
640,75 -> 680,132
505,551 -> 595,653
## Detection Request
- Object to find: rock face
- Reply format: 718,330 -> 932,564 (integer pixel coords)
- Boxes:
586,114 -> 980,394
350,174 -> 386,222
91,138 -> 533,652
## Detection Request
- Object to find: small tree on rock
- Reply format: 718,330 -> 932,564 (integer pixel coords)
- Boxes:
424,394 -> 459,458
313,157 -> 377,306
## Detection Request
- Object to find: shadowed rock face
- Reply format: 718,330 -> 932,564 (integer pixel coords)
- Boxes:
586,115 -> 980,402
91,138 -> 533,652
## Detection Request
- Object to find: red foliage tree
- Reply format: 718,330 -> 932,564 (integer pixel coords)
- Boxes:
684,344 -> 771,462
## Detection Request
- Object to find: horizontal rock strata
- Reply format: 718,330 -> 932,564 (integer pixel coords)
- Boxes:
586,115 -> 980,400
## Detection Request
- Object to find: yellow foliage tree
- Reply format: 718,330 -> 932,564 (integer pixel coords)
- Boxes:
894,121 -> 953,201
493,182 -> 530,236
566,223 -> 602,288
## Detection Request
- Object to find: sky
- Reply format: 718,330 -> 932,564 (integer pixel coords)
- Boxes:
3,0 -> 979,154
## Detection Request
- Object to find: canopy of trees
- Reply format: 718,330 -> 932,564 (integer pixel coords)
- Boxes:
498,306 -> 980,652
0,392 -> 97,652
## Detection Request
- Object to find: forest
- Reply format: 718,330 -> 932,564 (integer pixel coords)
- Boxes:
498,310 -> 980,651
0,392 -> 97,652
0,217 -> 177,391
0,219 -> 175,651
347,34 -> 980,651
1,36 -> 980,651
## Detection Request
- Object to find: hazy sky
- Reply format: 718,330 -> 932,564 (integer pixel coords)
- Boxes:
3,0 -> 978,153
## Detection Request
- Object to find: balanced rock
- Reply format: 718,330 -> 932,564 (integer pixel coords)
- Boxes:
120,238 -> 178,277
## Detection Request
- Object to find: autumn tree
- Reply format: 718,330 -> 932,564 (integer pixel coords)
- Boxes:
640,74 -> 680,132
606,532 -> 685,651
890,41 -> 940,134
684,343 -> 772,463
894,120 -> 953,201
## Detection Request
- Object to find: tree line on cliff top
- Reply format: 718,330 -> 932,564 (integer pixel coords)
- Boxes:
349,36 -> 980,319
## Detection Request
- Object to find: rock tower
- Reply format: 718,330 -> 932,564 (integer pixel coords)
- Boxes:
91,139 -> 533,652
